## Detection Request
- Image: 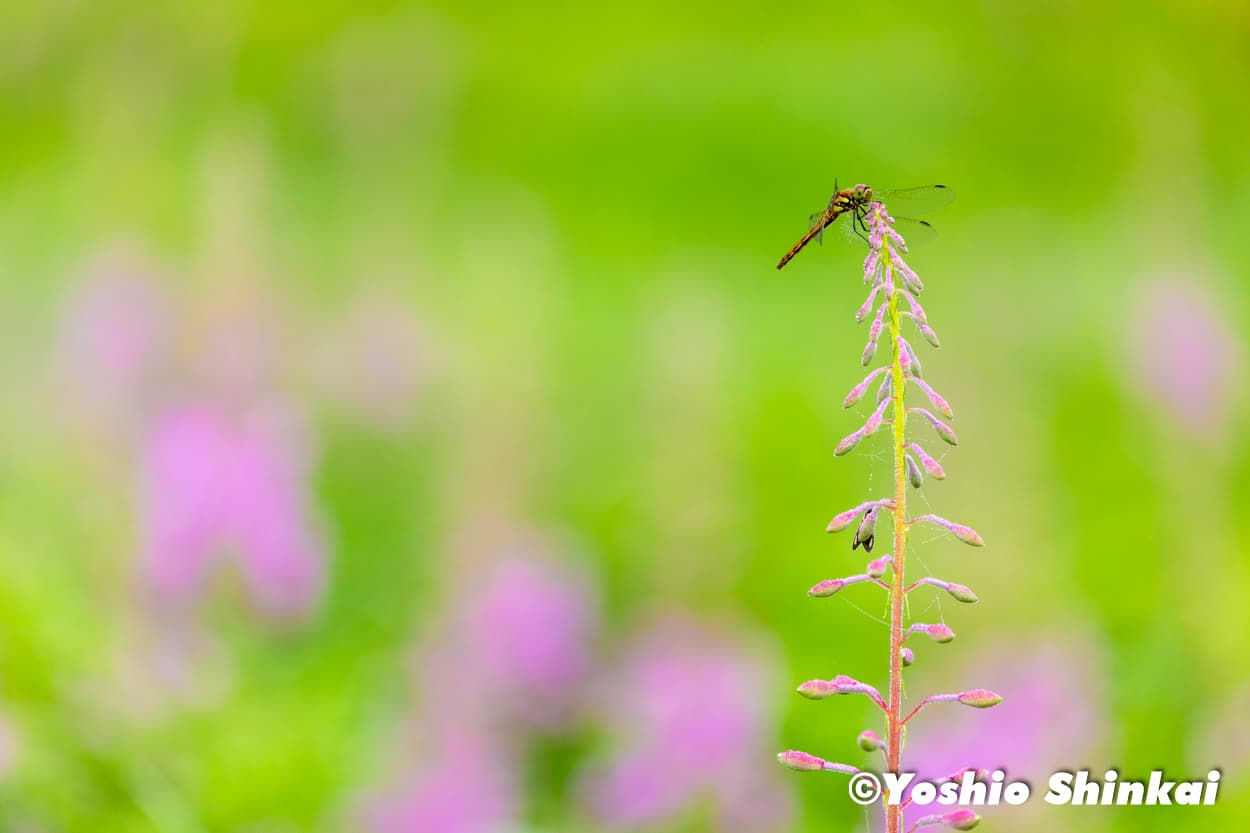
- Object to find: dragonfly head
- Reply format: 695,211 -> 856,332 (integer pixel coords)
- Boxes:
851,183 -> 873,205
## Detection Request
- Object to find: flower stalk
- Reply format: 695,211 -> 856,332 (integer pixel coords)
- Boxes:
776,190 -> 999,833
884,229 -> 911,824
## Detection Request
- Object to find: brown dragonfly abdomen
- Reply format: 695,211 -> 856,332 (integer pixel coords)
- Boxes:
776,210 -> 844,270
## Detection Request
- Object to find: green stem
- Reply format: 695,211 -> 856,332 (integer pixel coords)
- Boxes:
884,250 -> 908,833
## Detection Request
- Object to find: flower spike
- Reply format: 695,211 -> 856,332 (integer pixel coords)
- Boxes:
776,190 -> 993,833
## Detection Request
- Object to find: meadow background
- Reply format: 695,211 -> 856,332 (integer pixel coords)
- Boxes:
0,1 -> 1248,832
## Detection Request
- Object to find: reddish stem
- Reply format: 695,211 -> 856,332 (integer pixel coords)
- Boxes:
885,254 -> 908,833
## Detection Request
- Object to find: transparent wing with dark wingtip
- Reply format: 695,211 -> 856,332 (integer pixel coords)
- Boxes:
892,217 -> 937,247
870,185 -> 954,217
833,213 -> 936,247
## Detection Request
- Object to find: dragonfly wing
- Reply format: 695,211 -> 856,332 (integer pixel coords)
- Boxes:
871,185 -> 954,217
838,215 -> 934,247
832,210 -> 869,245
808,211 -> 827,245
892,217 -> 937,247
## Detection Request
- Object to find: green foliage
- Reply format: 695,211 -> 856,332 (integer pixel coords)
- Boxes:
0,2 -> 1247,831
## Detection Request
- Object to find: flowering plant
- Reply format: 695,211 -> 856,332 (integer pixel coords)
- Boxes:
777,193 -> 1000,833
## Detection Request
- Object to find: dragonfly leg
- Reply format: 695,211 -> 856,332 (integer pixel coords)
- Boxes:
852,211 -> 870,244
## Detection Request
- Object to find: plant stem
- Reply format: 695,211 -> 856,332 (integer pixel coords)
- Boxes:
885,250 -> 908,833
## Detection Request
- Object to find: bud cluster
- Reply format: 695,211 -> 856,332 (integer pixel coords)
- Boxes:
775,193 -> 999,833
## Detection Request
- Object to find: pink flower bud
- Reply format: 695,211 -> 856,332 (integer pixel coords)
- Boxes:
830,675 -> 887,709
913,809 -> 981,831
856,285 -> 882,323
901,647 -> 915,666
894,257 -> 924,293
844,367 -> 888,409
777,750 -> 826,772
945,582 -> 978,603
866,555 -> 891,577
869,304 -> 886,343
900,289 -> 927,324
909,377 -> 954,419
862,339 -> 878,367
863,249 -> 880,285
919,322 -> 942,349
827,501 -> 890,533
899,337 -> 923,378
797,679 -> 839,699
857,729 -> 883,751
913,577 -> 979,604
910,622 -> 956,643
944,809 -> 980,830
835,427 -> 866,457
827,505 -> 862,533
957,689 -> 1003,708
906,453 -> 924,489
910,408 -> 958,445
886,226 -> 908,252
864,397 -> 891,436
807,579 -> 845,597
811,575 -> 870,596
875,375 -> 893,405
906,443 -> 946,479
912,513 -> 984,546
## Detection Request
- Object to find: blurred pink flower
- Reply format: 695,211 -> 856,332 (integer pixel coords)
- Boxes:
1127,277 -> 1244,437
423,551 -> 599,732
581,615 -> 793,832
140,399 -> 326,619
461,555 -> 595,701
367,550 -> 596,831
369,729 -> 516,833
904,635 -> 1107,784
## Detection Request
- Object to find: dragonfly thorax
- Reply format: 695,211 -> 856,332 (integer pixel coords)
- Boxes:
833,184 -> 873,214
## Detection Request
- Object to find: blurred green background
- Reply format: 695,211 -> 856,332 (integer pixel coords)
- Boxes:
0,1 -> 1248,831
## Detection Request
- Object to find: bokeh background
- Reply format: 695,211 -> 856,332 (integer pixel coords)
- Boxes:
1,1 -> 1248,831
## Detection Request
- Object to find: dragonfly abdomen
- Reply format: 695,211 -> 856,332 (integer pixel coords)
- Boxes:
776,210 -> 842,270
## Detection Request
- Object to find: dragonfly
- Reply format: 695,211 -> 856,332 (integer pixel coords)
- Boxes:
775,182 -> 954,270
